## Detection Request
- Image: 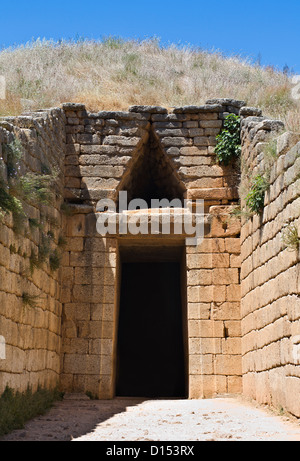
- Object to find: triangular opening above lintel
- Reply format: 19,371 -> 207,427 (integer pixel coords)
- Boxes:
117,129 -> 185,210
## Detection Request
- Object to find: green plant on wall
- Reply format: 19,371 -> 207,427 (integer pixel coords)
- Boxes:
22,292 -> 39,308
0,137 -> 63,272
245,174 -> 269,214
18,172 -> 57,206
281,223 -> 300,252
0,184 -> 26,232
49,249 -> 61,272
3,139 -> 22,180
215,114 -> 241,166
0,140 -> 27,231
238,136 -> 280,217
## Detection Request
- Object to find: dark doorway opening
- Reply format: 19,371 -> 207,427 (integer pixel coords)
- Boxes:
116,253 -> 187,398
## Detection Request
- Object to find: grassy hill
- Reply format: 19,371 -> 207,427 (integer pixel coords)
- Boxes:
0,37 -> 299,130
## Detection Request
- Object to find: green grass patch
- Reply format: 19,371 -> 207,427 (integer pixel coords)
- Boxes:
22,292 -> 39,308
49,249 -> 61,272
281,223 -> 300,251
0,386 -> 64,437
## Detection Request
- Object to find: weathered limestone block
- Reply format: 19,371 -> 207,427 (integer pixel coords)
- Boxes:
103,135 -> 142,147
155,128 -> 189,137
188,286 -> 213,303
212,253 -> 230,268
187,270 -> 212,286
179,146 -> 208,156
215,355 -> 242,376
212,268 -> 239,285
99,375 -> 114,399
161,137 -> 192,147
188,320 -> 224,338
226,284 -> 241,302
79,165 -> 124,178
188,128 -> 204,137
227,376 -> 242,393
66,215 -> 86,237
63,353 -> 101,375
188,303 -> 211,320
81,176 -> 120,191
212,302 -> 241,320
190,354 -> 214,375
173,104 -> 223,114
224,321 -> 241,337
129,105 -> 168,114
187,254 -> 212,269
213,285 -> 226,303
222,338 -> 241,355
189,338 -> 222,355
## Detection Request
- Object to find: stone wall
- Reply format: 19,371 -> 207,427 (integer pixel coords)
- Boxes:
3,98 -> 298,411
240,116 -> 300,417
60,100 -> 243,399
0,109 -> 66,393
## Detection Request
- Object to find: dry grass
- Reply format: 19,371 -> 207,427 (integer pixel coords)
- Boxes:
0,37 -> 299,129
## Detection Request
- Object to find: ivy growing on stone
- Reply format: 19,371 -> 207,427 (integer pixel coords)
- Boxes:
215,114 -> 241,166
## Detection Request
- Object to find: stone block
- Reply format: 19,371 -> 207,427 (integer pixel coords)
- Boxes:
215,355 -> 242,376
222,338 -> 241,355
188,320 -> 224,338
212,302 -> 241,320
224,321 -> 241,338
187,269 -> 212,286
189,337 -> 222,355
186,254 -> 212,269
161,137 -> 192,147
190,354 -> 214,375
212,253 -> 230,268
210,214 -> 241,238
66,215 -> 86,237
187,303 -> 211,320
188,286 -> 213,303
212,268 -> 239,285
99,375 -> 114,399
200,120 -> 223,129
227,376 -> 243,393
226,284 -> 241,302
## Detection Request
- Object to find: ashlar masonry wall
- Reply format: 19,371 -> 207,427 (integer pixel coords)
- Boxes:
60,100 -> 243,399
0,109 -> 66,393
3,98 -> 297,411
240,117 -> 300,417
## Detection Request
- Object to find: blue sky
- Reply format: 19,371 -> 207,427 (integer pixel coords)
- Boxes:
0,0 -> 299,72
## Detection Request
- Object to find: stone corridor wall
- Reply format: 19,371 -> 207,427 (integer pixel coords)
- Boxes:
0,97 -> 298,416
0,109 -> 66,393
60,100 -> 243,399
240,118 -> 300,417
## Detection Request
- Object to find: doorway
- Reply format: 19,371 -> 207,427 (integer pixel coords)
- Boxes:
116,245 -> 187,398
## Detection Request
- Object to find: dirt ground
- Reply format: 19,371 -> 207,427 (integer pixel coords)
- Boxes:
1,394 -> 300,442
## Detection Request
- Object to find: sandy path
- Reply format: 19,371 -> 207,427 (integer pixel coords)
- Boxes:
1,395 -> 300,442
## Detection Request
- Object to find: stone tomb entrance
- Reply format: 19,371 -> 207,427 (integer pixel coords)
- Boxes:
59,102 -> 243,400
116,242 -> 188,398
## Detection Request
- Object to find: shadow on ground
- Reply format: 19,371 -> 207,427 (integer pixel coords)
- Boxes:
1,395 -> 146,441
2,395 -> 300,442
